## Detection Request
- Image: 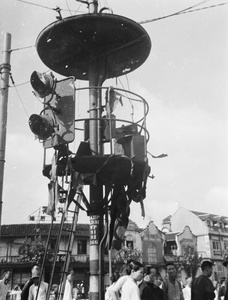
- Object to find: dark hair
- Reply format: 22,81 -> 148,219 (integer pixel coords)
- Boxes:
67,268 -> 74,274
201,260 -> 213,271
153,274 -> 163,281
110,272 -> 119,283
166,262 -> 175,269
3,269 -> 10,274
119,264 -> 132,276
129,260 -> 143,272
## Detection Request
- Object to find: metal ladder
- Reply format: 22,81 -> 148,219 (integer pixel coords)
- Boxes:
45,191 -> 81,300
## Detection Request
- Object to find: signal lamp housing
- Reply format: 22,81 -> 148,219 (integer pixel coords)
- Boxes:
29,76 -> 75,148
30,71 -> 54,98
29,114 -> 55,140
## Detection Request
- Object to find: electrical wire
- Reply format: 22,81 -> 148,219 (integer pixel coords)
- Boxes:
139,0 -> 211,24
11,0 -> 228,88
139,1 -> 228,25
9,45 -> 35,52
10,74 -> 29,117
17,0 -> 85,13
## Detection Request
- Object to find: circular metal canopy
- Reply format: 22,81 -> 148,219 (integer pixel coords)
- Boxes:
36,13 -> 151,80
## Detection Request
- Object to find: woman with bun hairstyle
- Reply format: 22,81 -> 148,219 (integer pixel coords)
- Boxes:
121,260 -> 144,300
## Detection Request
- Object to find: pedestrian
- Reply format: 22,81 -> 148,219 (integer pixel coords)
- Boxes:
148,274 -> 165,300
217,278 -> 226,300
27,268 -> 48,300
182,278 -> 191,300
72,286 -> 79,300
222,257 -> 228,300
121,260 -> 144,300
0,270 -> 11,300
108,263 -> 132,300
191,259 -> 215,300
63,269 -> 74,300
161,262 -> 184,300
49,284 -> 59,300
138,274 -> 153,300
21,264 -> 41,300
10,284 -> 24,300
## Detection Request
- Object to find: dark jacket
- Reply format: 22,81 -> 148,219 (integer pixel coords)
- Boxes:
147,282 -> 165,300
139,280 -> 154,300
20,278 -> 36,300
191,275 -> 215,300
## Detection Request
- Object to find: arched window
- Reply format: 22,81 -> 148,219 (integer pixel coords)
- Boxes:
148,243 -> 157,263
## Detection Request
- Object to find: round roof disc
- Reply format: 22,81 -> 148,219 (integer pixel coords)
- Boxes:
36,13 -> 151,80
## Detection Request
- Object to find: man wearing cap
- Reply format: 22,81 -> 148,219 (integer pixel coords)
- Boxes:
222,258 -> 228,300
191,259 -> 215,300
21,264 -> 41,300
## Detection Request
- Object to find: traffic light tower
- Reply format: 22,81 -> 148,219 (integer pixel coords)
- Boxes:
32,1 -> 151,299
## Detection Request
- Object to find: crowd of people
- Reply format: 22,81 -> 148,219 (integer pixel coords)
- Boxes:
105,259 -> 228,300
0,259 -> 227,300
0,265 -> 85,300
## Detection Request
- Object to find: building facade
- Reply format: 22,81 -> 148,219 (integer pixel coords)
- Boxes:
1,206 -> 227,292
162,206 -> 228,280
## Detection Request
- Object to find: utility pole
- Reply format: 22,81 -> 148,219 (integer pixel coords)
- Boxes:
87,2 -> 105,299
0,33 -> 11,237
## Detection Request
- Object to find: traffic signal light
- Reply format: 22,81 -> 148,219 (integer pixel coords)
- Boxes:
29,71 -> 75,148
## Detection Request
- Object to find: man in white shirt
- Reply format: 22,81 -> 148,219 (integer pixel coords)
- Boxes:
63,269 -> 74,300
28,274 -> 48,300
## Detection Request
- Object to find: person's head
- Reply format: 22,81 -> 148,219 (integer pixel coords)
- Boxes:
68,268 -> 74,276
110,272 -> 119,284
185,277 -> 192,287
166,263 -> 177,280
67,268 -> 74,281
153,274 -> 163,287
31,264 -> 41,278
150,268 -> 157,276
119,263 -> 132,276
201,260 -> 214,277
2,270 -> 11,282
129,260 -> 144,282
51,284 -> 59,293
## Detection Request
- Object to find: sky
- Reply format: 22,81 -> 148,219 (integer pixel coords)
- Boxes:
0,0 -> 227,229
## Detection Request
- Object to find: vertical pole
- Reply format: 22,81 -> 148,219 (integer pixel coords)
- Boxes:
88,58 -> 103,300
88,0 -> 98,13
87,2 -> 105,300
0,33 -> 11,237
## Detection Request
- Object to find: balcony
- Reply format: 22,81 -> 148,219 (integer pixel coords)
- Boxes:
0,254 -> 90,264
0,254 -> 109,265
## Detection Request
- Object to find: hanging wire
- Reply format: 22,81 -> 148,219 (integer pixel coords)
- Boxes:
10,73 -> 29,117
139,1 -> 228,25
8,45 -> 35,52
17,0 -> 85,13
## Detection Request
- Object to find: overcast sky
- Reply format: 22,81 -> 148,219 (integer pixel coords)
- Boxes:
0,0 -> 227,229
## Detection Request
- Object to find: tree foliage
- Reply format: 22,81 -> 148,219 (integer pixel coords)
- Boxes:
113,246 -> 142,264
174,245 -> 202,278
18,236 -> 54,265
